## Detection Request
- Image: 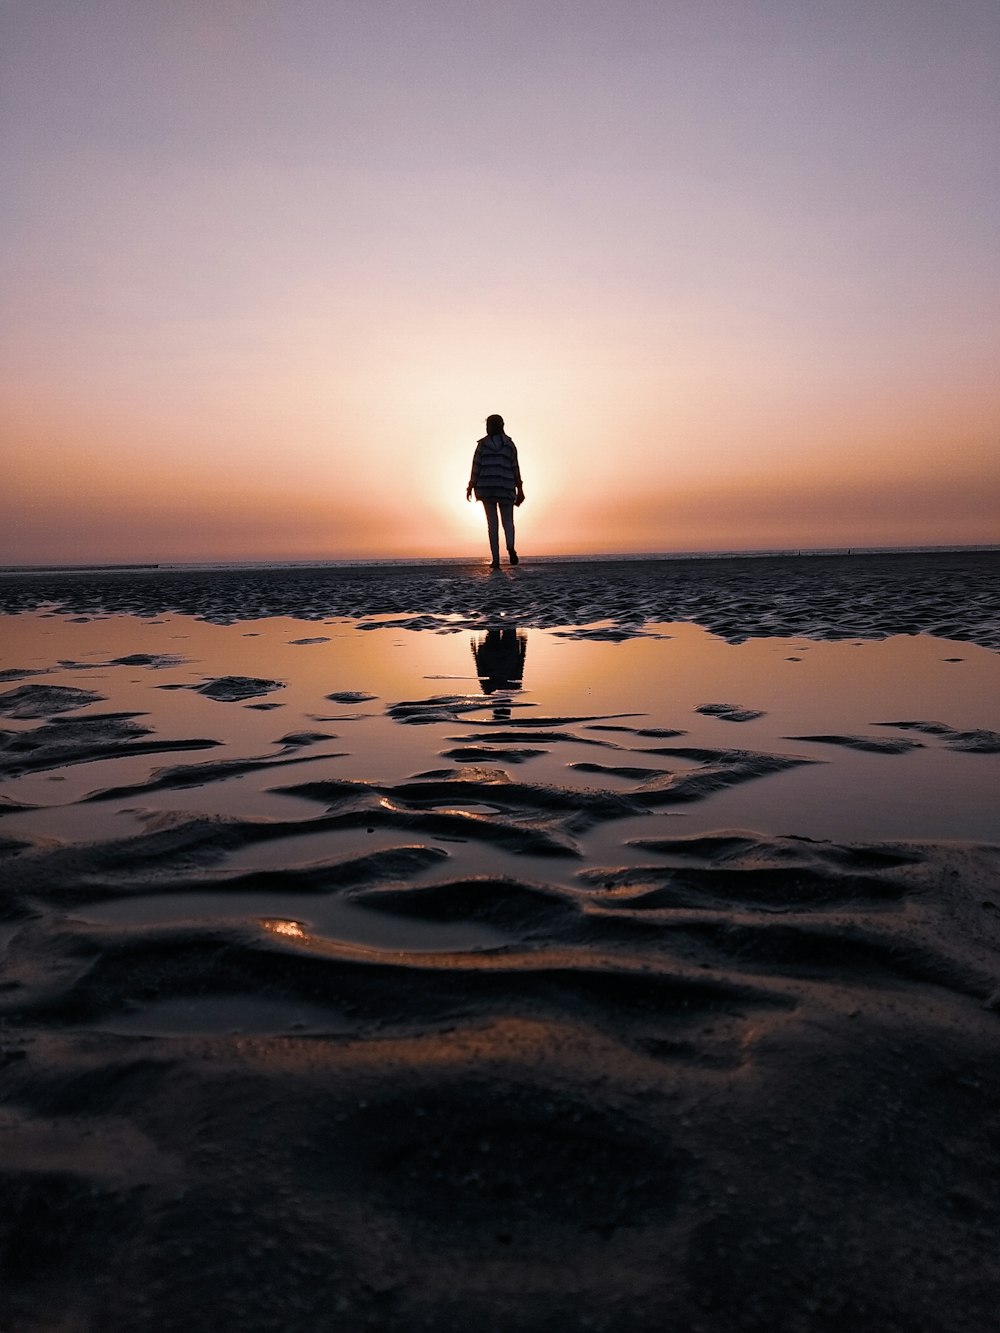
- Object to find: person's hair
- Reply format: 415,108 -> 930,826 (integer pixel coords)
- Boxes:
485,413 -> 504,436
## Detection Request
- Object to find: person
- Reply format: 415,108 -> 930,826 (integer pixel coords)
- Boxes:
466,413 -> 525,568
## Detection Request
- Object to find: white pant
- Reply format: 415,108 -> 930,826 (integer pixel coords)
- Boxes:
480,499 -> 516,562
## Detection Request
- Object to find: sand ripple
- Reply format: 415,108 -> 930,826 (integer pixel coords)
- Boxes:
874,719 -> 1000,752
2,790 -> 999,1330
0,684 -> 107,718
0,713 -> 220,780
2,554 -> 999,1329
3,550 -> 998,646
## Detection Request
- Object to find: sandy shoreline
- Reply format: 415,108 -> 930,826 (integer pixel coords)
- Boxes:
2,551 -> 999,1331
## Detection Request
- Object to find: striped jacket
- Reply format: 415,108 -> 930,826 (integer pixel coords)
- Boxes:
469,434 -> 522,501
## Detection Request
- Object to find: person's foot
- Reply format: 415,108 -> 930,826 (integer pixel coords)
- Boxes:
490,559 -> 501,569
508,550 -> 519,565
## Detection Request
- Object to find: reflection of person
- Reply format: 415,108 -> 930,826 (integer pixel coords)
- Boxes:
472,627 -> 526,720
466,413 -> 525,569
472,627 -> 527,693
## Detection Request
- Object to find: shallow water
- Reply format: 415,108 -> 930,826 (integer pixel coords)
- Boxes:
2,610 -> 997,846
1,605 -> 997,960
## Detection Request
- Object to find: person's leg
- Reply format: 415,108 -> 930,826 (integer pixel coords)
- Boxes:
481,500 -> 501,565
499,502 -> 517,562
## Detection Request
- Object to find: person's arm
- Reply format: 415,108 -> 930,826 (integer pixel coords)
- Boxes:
466,444 -> 480,500
511,442 -> 525,504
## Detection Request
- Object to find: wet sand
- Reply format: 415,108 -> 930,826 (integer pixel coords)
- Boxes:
4,549 -> 1000,647
1,551 -> 999,1332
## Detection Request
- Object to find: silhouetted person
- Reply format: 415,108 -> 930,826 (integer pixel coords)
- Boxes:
472,627 -> 526,720
466,413 -> 525,568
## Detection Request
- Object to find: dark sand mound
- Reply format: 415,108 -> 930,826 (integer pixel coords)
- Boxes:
695,702 -> 766,722
387,694 -> 533,724
0,713 -> 221,780
110,653 -> 188,668
874,720 -> 1000,752
3,550 -> 998,646
451,728 -> 622,748
196,676 -> 285,702
787,733 -> 925,753
442,745 -> 547,763
570,762 -> 672,780
586,724 -> 687,737
80,748 -> 347,802
0,684 -> 106,718
274,730 -> 339,747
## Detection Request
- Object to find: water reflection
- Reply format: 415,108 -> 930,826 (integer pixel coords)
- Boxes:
2,611 -> 998,848
261,919 -> 307,939
471,627 -> 527,720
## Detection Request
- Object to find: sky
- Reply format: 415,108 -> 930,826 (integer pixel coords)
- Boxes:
2,0 -> 998,564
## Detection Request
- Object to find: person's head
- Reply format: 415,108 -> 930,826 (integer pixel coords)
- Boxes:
485,413 -> 504,436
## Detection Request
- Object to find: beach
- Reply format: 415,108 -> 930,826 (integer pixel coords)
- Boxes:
2,550 -> 999,1332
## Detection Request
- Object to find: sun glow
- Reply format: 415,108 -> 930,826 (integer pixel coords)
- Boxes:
261,919 -> 306,939
2,3 -> 997,565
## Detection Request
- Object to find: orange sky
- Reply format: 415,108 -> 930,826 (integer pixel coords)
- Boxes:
3,1 -> 998,565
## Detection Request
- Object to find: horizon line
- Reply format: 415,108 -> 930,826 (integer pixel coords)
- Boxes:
2,543 -> 998,577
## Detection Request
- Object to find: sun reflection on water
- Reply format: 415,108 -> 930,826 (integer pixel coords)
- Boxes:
261,919 -> 306,939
